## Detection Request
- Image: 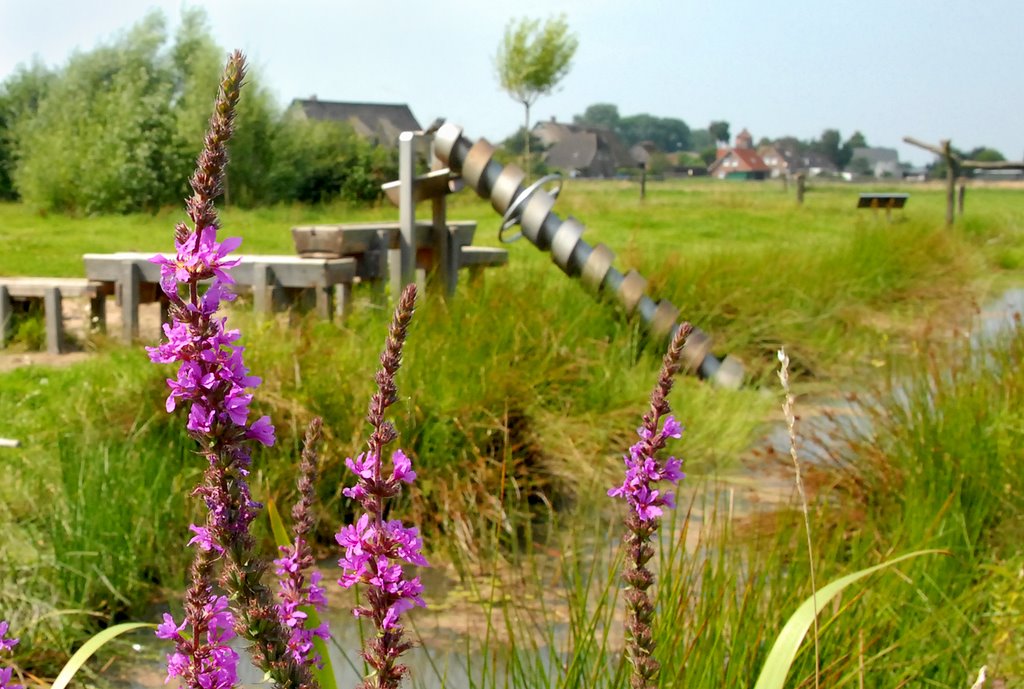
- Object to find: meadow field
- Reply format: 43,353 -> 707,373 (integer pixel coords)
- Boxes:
1,178 -> 1023,687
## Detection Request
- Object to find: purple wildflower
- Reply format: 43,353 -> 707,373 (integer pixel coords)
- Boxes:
151,50 -> 314,689
274,541 -> 330,667
607,415 -> 686,522
0,623 -> 16,654
0,621 -> 22,689
336,285 -> 426,689
611,323 -> 692,689
155,596 -> 239,689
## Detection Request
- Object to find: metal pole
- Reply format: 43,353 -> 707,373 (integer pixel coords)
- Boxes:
431,123 -> 744,389
397,131 -> 417,296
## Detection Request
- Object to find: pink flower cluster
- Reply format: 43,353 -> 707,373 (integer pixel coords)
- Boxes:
608,416 -> 685,521
0,621 -> 20,689
146,226 -> 273,543
147,226 -> 274,452
274,539 -> 330,665
336,448 -> 428,630
156,597 -> 239,689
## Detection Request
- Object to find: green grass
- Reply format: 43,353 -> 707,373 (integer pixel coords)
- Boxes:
418,326 -> 1024,689
1,180 -> 1023,682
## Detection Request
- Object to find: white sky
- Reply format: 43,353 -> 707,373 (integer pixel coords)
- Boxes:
2,1 -> 1022,166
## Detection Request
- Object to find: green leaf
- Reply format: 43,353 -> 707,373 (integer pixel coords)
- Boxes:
267,498 -> 340,689
266,497 -> 291,546
752,549 -> 946,689
51,622 -> 155,689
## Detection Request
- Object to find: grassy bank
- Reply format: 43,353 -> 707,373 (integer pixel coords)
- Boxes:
441,326 -> 1024,689
0,180 -> 1022,679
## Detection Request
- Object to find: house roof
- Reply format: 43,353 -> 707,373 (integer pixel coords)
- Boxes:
291,99 -> 421,143
534,120 -> 635,168
851,147 -> 899,164
546,131 -> 599,170
730,148 -> 770,171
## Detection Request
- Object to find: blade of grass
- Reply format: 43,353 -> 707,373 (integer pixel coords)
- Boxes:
752,549 -> 947,689
50,622 -> 154,689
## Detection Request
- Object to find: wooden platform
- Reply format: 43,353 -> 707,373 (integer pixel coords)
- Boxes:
0,277 -> 112,354
83,253 -> 358,342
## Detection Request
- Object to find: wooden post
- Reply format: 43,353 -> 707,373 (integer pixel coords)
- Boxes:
907,135 -> 1024,224
958,179 -> 966,217
89,292 -> 106,334
252,263 -> 285,317
335,283 -> 352,322
639,163 -> 647,201
942,140 -> 956,227
120,261 -> 140,342
314,283 -> 332,321
0,285 -> 11,348
796,173 -> 806,205
43,286 -> 64,354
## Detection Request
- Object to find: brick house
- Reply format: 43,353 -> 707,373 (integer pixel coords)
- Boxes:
708,128 -> 770,180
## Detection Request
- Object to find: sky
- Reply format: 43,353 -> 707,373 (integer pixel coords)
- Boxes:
2,1 -> 1022,167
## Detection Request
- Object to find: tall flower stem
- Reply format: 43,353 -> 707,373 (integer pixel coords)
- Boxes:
336,285 -> 427,689
609,323 -> 691,689
149,50 -> 314,689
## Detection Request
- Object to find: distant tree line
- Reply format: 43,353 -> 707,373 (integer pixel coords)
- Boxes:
555,105 -> 1010,178
0,9 -> 396,214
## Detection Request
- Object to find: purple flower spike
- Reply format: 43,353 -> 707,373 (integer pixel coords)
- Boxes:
608,415 -> 686,523
0,622 -> 16,653
336,285 -> 425,689
0,621 -> 21,689
610,324 -> 692,689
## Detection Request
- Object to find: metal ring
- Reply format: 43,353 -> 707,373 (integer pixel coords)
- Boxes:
498,172 -> 562,243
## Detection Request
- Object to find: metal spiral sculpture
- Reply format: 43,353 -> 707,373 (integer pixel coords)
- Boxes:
432,123 -> 743,388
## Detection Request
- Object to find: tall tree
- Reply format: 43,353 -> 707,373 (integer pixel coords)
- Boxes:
0,59 -> 54,199
709,120 -> 730,146
573,103 -> 620,130
840,130 -> 867,170
496,14 -> 578,178
814,128 -> 843,168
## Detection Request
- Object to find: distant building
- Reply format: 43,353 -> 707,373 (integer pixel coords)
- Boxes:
533,119 -> 634,177
758,144 -> 794,178
850,147 -> 901,178
708,128 -> 770,180
289,97 -> 421,147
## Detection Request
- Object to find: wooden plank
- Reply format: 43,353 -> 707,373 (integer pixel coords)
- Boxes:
0,277 -> 102,299
292,222 -> 478,257
458,246 -> 508,268
857,193 -> 909,209
85,253 -> 357,289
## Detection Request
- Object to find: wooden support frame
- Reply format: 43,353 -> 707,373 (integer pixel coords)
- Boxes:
904,135 -> 1024,225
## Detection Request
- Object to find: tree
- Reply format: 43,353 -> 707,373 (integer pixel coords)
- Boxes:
573,103 -> 620,131
967,146 -> 1005,163
617,114 -> 691,152
709,120 -> 730,146
495,126 -> 548,176
814,128 -> 843,169
690,129 -> 713,150
0,59 -> 54,199
840,131 -> 867,171
496,15 -> 578,178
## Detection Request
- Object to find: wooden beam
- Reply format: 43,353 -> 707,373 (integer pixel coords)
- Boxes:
961,159 -> 1024,171
903,136 -> 960,161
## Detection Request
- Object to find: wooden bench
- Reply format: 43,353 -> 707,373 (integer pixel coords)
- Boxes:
83,253 -> 357,342
0,277 -> 112,354
857,193 -> 909,221
291,221 -> 508,297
